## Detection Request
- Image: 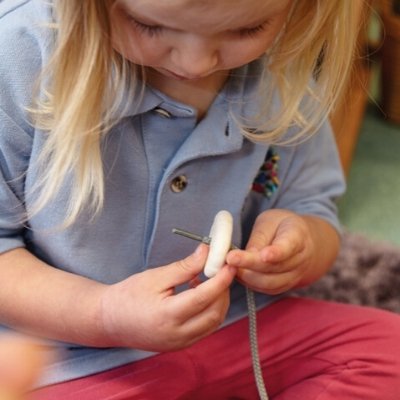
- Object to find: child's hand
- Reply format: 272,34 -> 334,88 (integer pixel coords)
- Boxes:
226,210 -> 316,295
100,244 -> 236,352
0,335 -> 48,398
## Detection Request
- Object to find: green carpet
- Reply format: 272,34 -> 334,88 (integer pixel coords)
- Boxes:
338,107 -> 400,245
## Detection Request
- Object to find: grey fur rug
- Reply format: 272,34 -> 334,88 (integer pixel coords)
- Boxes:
296,231 -> 400,313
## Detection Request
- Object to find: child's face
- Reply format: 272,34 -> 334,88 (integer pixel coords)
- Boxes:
111,0 -> 292,83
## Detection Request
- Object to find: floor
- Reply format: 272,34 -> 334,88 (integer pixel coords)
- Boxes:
338,105 -> 400,246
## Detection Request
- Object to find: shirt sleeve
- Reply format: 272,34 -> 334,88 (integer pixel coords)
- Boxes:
0,2 -> 46,254
270,120 -> 346,232
0,106 -> 33,253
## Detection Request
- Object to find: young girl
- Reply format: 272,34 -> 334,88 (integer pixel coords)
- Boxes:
1,0 -> 400,399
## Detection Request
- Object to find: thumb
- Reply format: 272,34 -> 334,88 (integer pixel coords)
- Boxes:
246,226 -> 274,252
161,244 -> 209,287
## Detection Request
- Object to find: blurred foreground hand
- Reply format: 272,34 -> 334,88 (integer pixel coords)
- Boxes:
0,335 -> 47,400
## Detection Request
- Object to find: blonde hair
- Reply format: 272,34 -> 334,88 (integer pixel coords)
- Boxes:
31,0 -> 362,226
242,0 -> 362,143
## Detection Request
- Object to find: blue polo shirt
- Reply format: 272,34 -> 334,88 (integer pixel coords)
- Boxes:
0,0 -> 345,387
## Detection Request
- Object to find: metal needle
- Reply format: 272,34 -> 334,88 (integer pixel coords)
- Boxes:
172,228 -> 212,245
172,228 -> 238,250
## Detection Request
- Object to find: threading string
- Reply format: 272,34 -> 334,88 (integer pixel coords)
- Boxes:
172,228 -> 269,400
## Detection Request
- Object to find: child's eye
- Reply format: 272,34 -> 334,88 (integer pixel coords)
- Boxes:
238,23 -> 268,38
130,18 -> 163,37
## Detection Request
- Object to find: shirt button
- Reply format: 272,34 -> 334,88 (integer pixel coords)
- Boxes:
170,175 -> 188,193
153,107 -> 172,118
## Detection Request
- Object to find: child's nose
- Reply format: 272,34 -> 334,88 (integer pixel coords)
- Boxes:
171,35 -> 219,79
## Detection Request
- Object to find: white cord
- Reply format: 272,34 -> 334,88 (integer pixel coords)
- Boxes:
173,225 -> 270,399
246,286 -> 269,400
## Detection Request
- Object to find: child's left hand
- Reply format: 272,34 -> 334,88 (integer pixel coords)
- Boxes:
226,209 -> 323,295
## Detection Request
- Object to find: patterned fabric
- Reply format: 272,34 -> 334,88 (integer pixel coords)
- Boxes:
252,147 -> 280,198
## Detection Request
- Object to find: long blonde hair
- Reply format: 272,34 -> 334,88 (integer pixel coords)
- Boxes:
31,0 -> 362,226
244,0 -> 362,143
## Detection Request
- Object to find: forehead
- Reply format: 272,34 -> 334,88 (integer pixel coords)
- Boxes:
117,0 -> 291,30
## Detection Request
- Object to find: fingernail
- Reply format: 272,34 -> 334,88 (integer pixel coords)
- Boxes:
261,249 -> 272,263
194,244 -> 204,258
247,247 -> 259,253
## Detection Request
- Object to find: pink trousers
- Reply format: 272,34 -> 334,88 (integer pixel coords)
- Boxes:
32,298 -> 400,399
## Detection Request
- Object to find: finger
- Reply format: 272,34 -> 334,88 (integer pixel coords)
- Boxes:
246,226 -> 275,251
237,269 -> 301,295
226,247 -> 288,272
177,290 -> 231,346
157,244 -> 209,289
189,276 -> 203,289
167,264 -> 236,321
260,231 -> 304,264
226,248 -> 266,272
227,248 -> 303,275
262,248 -> 307,274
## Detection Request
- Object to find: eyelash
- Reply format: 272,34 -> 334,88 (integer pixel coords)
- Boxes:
130,18 -> 269,39
238,23 -> 268,38
130,19 -> 163,37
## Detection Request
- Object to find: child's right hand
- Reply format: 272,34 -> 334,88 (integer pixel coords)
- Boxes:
99,244 -> 236,352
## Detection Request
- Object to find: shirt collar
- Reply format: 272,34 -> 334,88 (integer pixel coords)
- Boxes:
112,56 -> 268,122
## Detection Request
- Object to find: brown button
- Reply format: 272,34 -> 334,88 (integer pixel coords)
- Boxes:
153,107 -> 172,118
170,175 -> 188,193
